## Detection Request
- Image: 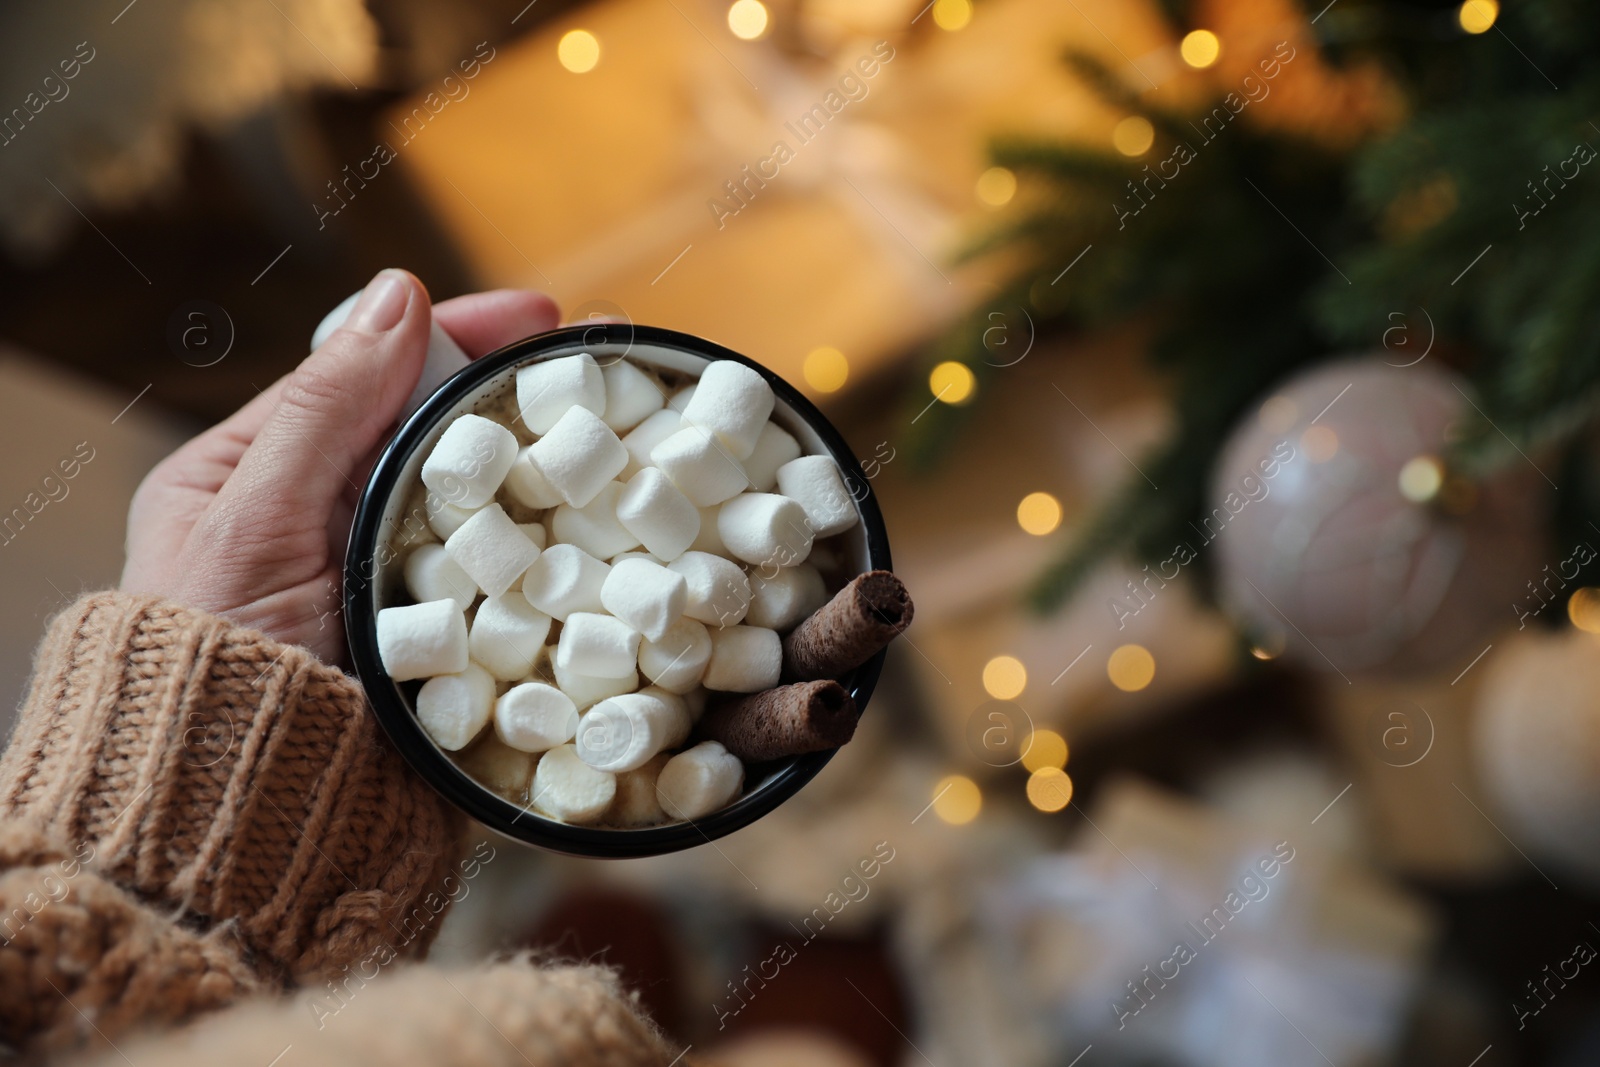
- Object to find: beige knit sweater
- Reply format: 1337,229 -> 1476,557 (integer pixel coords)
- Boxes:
0,592 -> 675,1066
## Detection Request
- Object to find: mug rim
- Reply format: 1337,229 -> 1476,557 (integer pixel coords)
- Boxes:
344,324 -> 893,858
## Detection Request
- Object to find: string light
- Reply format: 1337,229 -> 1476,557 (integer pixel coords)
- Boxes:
1569,588 -> 1600,633
932,0 -> 973,31
1179,29 -> 1221,68
727,0 -> 770,39
933,775 -> 982,824
803,346 -> 849,393
976,166 -> 1017,207
1398,455 -> 1445,503
1458,0 -> 1498,34
929,361 -> 975,404
1021,729 -> 1069,772
983,655 -> 1027,700
1027,767 -> 1073,812
1017,492 -> 1062,536
1112,116 -> 1155,157
1108,644 -> 1155,691
558,30 -> 601,73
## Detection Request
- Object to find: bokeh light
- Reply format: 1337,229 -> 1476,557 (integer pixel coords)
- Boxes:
727,0 -> 769,39
1017,492 -> 1062,536
803,346 -> 849,393
932,0 -> 973,31
1569,587 -> 1600,633
1398,455 -> 1445,503
1021,729 -> 1069,772
976,166 -> 1017,207
1112,116 -> 1155,157
558,30 -> 601,73
983,655 -> 1028,700
1027,767 -> 1074,812
1459,0 -> 1498,34
1108,644 -> 1155,691
1301,425 -> 1339,463
1179,29 -> 1221,68
933,775 -> 982,824
929,361 -> 976,404
1258,394 -> 1298,433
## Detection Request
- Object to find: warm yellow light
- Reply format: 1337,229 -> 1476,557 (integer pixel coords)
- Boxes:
1398,455 -> 1445,503
803,346 -> 849,393
983,655 -> 1028,700
1459,0 -> 1498,34
1249,630 -> 1285,660
929,361 -> 975,404
932,0 -> 972,31
933,775 -> 982,824
1301,425 -> 1339,463
558,30 -> 601,73
1570,587 -> 1600,633
1027,767 -> 1074,812
1258,395 -> 1297,433
976,166 -> 1017,207
727,0 -> 770,40
1017,492 -> 1062,536
1179,29 -> 1221,68
1022,729 -> 1068,772
1108,644 -> 1155,692
1112,116 -> 1155,157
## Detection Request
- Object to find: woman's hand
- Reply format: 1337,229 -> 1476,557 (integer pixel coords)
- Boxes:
122,269 -> 558,664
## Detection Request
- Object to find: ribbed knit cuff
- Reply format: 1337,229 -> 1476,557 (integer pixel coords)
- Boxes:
0,592 -> 460,983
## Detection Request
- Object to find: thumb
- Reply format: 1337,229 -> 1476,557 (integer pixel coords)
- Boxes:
212,269 -> 430,535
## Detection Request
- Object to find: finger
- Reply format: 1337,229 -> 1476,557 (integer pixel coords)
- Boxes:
433,289 -> 560,358
210,269 -> 431,537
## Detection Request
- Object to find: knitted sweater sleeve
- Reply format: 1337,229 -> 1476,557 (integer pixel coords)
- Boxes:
0,591 -> 459,1053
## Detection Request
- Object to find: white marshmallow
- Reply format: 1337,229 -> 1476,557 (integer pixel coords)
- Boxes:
609,753 -> 669,827
681,361 -> 774,460
378,600 -> 468,681
521,544 -> 610,620
601,358 -> 666,433
469,594 -> 552,680
610,550 -> 665,566
575,691 -> 691,772
552,481 -> 640,560
743,421 -> 802,492
656,741 -> 744,821
554,612 -> 641,679
666,384 -> 697,412
682,687 -> 707,722
638,617 -> 712,693
776,455 -> 859,538
516,523 -> 548,550
458,735 -> 535,797
517,352 -> 605,434
601,558 -> 688,642
615,468 -> 700,561
650,426 -> 750,507
620,408 -> 682,476
495,682 -> 579,752
502,445 -> 566,509
689,506 -> 729,556
702,625 -> 782,692
639,686 -> 693,747
527,406 -> 628,508
404,544 -> 478,610
425,494 -> 478,539
717,493 -> 814,568
747,563 -> 828,632
421,414 -> 519,509
668,551 -> 750,628
416,663 -> 495,750
552,655 -> 639,710
445,503 -> 541,599
531,744 -> 615,824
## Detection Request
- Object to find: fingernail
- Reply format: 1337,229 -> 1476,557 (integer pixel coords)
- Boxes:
348,269 -> 410,333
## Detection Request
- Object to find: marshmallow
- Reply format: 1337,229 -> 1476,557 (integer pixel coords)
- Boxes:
776,455 -> 859,538
683,687 -> 707,722
639,686 -> 694,747
527,406 -> 628,508
621,408 -> 682,476
457,735 -> 535,798
495,682 -> 579,752
638,617 -> 712,693
425,494 -> 478,539
668,551 -> 750,628
404,544 -> 478,610
690,506 -> 729,556
552,655 -> 639,709
651,426 -> 750,507
681,361 -> 774,460
575,690 -> 691,772
717,493 -> 814,568
531,744 -> 616,824
743,421 -> 802,492
616,468 -> 700,560
554,612 -> 641,679
421,414 -> 519,509
601,557 -> 688,642
502,445 -> 566,509
611,551 -> 665,566
552,481 -> 640,560
445,503 -> 541,599
521,544 -> 611,620
378,600 -> 468,681
609,753 -> 669,827
516,523 -> 548,550
666,384 -> 697,412
469,594 -> 552,680
516,352 -> 605,434
601,358 -> 666,433
747,563 -> 827,632
702,625 -> 782,692
416,663 -> 495,750
656,741 -> 744,821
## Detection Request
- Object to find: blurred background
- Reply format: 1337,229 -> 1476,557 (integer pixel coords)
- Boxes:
4,0 -> 1600,1063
